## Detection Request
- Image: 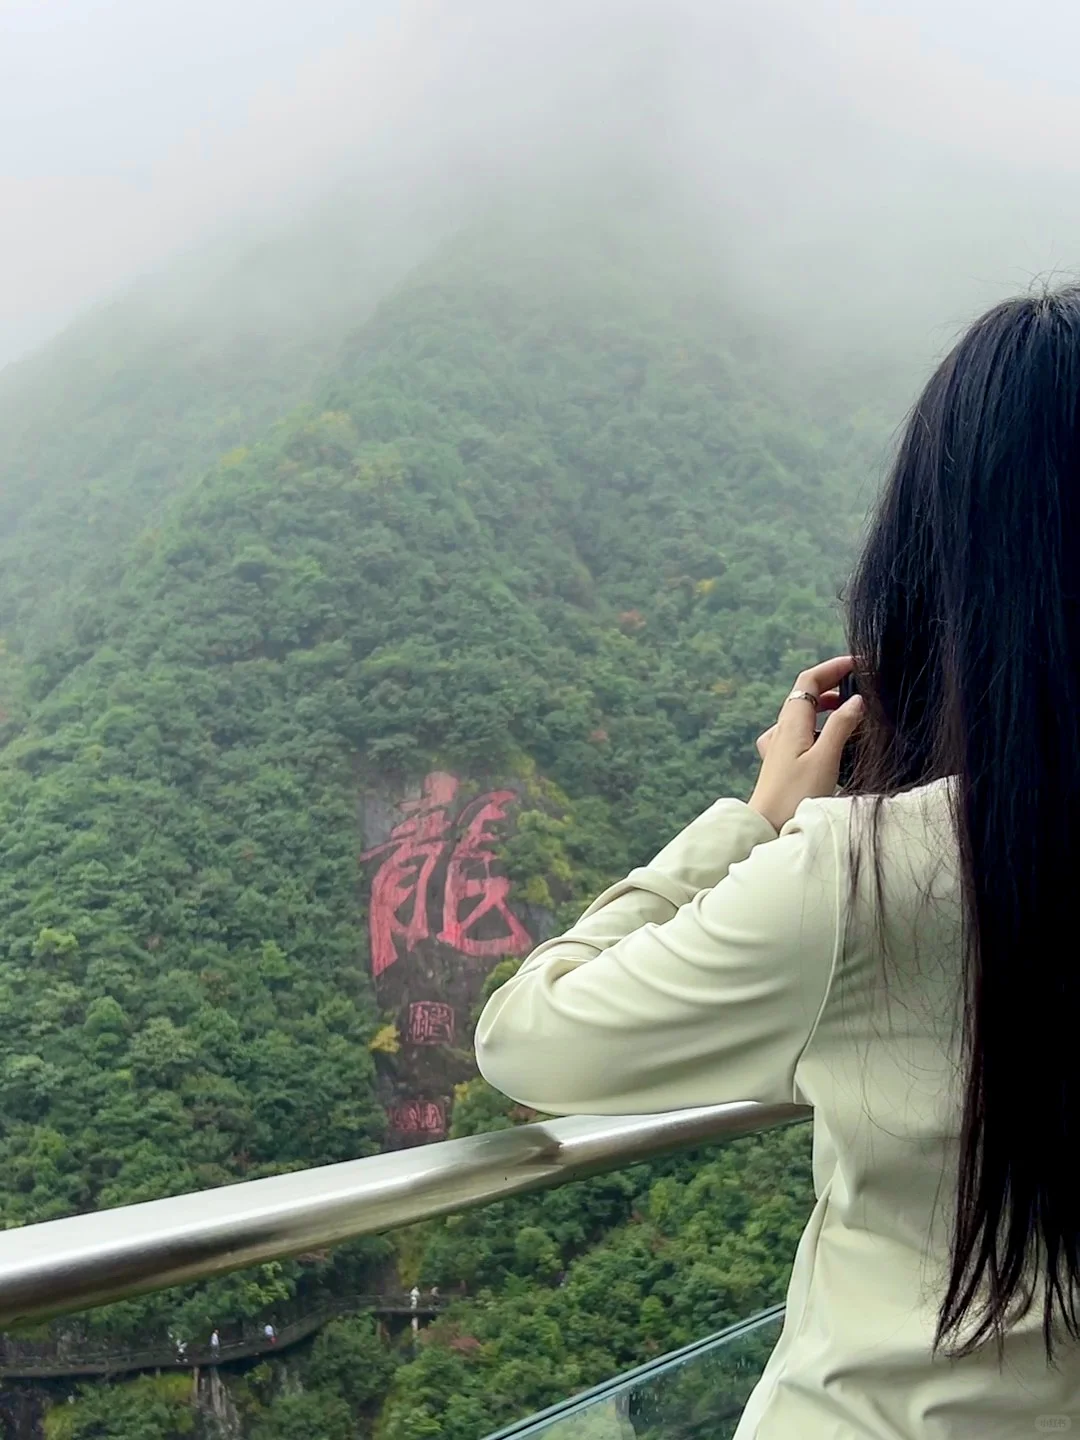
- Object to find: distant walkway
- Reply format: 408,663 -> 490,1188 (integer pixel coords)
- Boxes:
0,1293 -> 444,1380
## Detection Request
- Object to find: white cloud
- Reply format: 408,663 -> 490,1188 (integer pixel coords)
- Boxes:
4,0 -> 1080,366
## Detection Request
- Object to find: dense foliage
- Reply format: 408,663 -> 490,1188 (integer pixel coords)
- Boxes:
0,183 -> 440,667
0,216 -> 889,1436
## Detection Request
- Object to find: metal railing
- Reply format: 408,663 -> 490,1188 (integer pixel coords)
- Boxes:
0,1101 -> 808,1329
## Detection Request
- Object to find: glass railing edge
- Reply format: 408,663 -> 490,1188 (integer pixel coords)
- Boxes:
480,1303 -> 786,1440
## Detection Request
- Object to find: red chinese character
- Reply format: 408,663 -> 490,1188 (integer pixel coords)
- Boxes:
408,1002 -> 455,1045
361,773 -> 459,977
362,774 -> 532,977
439,793 -> 533,957
388,1102 -> 420,1133
419,1101 -> 446,1134
388,1099 -> 446,1136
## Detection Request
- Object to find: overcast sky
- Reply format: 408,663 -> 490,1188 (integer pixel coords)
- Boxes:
4,0 -> 1080,370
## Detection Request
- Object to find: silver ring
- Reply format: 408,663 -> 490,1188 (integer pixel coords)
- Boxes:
785,688 -> 819,709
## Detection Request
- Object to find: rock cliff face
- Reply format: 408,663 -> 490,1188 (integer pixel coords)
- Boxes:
359,770 -> 549,1146
0,1388 -> 43,1440
196,1367 -> 242,1438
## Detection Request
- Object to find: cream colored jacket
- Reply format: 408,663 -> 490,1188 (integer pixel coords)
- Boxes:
476,782 -> 1080,1438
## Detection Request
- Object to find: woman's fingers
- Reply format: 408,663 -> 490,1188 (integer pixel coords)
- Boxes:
749,659 -> 861,831
774,659 -> 854,744
755,658 -> 857,759
800,655 -> 855,694
814,693 -> 864,765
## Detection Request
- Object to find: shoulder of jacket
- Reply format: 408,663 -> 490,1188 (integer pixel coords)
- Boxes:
788,782 -> 954,891
785,792 -> 854,845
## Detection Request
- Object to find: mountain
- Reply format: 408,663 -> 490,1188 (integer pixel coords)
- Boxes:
0,179 -> 449,672
0,208 -> 889,1438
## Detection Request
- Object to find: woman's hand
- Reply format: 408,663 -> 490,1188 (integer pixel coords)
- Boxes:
748,656 -> 864,833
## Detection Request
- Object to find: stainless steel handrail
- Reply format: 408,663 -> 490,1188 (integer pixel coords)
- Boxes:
0,1101 -> 808,1327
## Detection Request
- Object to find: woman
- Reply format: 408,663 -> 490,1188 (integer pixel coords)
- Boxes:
475,285 -> 1080,1438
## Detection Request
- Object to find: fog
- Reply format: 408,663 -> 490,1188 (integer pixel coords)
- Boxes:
4,0 -> 1080,372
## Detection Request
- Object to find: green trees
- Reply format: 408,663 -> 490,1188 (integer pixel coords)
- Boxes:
306,1317 -> 398,1409
45,1375 -> 195,1440
0,217 -> 888,1435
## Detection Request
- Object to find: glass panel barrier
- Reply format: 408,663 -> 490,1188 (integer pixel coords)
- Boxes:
484,1304 -> 784,1440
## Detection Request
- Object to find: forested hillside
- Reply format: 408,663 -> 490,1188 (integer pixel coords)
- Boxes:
0,182 -> 445,673
0,213 -> 890,1438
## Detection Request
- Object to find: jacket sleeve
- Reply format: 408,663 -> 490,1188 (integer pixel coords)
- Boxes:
474,798 -> 844,1115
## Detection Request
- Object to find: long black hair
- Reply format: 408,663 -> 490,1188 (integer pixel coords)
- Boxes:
847,283 -> 1080,1359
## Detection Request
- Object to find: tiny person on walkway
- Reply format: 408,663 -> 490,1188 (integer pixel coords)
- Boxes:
209,1329 -> 220,1359
263,1323 -> 277,1346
